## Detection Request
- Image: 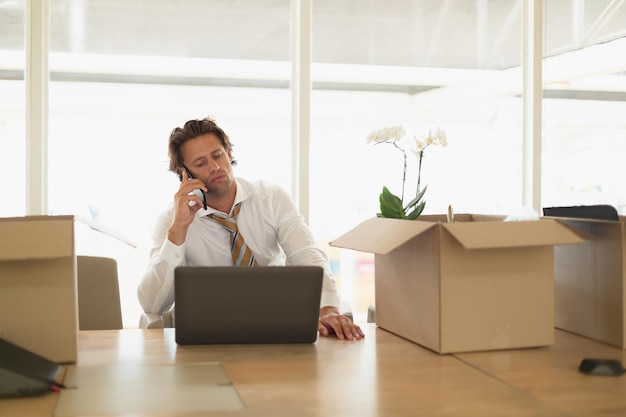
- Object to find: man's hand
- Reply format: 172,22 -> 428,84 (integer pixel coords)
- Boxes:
318,306 -> 365,341
168,170 -> 206,245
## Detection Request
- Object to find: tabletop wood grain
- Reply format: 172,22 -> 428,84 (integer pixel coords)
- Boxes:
1,324 -> 624,417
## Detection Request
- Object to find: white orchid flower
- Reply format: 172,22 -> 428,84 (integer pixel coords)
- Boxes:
433,127 -> 448,147
366,125 -> 406,144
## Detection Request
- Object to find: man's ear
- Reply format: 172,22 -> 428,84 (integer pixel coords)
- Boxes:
227,148 -> 237,166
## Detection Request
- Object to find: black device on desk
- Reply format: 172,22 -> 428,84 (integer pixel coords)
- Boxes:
579,358 -> 625,376
0,338 -> 65,397
543,204 -> 619,221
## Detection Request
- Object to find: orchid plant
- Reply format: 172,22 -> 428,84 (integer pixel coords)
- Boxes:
366,125 -> 447,220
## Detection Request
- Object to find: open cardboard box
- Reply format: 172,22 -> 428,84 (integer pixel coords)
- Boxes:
331,214 -> 583,354
0,215 -> 78,363
544,205 -> 626,349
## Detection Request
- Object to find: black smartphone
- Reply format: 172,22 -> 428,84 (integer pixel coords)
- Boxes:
180,166 -> 207,210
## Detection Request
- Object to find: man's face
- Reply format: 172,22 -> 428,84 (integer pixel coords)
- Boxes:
180,133 -> 234,198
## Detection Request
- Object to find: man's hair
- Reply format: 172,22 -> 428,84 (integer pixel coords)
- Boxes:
168,116 -> 237,175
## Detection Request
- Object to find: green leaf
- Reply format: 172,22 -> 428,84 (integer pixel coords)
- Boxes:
405,200 -> 426,220
379,196 -> 403,218
379,186 -> 404,219
403,185 -> 428,211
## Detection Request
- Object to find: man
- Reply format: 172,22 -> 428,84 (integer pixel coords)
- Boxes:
138,116 -> 364,340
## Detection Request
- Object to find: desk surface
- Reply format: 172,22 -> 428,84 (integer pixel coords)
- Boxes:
2,324 -> 625,417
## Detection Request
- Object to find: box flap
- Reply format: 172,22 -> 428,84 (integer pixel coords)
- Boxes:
330,217 -> 437,255
442,218 -> 584,249
0,215 -> 74,261
543,215 -> 622,226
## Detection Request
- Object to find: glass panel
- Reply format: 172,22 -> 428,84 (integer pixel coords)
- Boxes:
310,0 -> 525,321
0,1 -> 26,217
543,1 -> 626,213
545,0 -> 626,55
50,0 -> 290,61
313,0 -> 522,70
48,0 -> 291,327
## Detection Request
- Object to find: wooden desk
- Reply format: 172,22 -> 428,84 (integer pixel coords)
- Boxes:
1,325 -> 625,417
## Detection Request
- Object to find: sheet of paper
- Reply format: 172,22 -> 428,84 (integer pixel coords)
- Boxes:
53,362 -> 243,416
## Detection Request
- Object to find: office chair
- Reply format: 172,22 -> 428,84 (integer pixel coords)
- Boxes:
77,255 -> 123,330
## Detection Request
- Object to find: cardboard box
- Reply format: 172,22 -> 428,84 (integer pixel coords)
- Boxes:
330,214 -> 583,354
549,216 -> 626,348
0,215 -> 78,363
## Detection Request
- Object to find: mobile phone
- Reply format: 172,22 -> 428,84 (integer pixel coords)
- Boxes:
180,166 -> 207,210
579,358 -> 625,376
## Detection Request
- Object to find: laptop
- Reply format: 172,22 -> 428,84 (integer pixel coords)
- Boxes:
0,338 -> 65,398
174,266 -> 323,345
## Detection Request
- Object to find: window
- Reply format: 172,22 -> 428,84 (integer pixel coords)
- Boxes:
3,0 -> 625,325
542,2 -> 626,211
47,0 -> 291,326
310,1 -> 525,316
0,0 -> 26,217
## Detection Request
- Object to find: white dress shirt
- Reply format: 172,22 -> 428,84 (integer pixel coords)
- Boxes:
137,178 -> 341,315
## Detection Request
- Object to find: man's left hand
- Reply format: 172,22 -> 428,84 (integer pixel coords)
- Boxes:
318,306 -> 365,341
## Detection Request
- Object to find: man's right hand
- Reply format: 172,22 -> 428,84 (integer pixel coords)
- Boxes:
168,170 -> 206,245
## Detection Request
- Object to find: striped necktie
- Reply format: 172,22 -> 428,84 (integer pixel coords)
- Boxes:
209,202 -> 258,267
